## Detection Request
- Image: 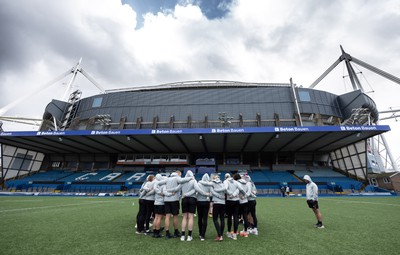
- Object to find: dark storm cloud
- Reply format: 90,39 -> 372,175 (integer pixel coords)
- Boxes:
0,1 -> 43,72
0,1 -> 95,73
0,0 -> 142,90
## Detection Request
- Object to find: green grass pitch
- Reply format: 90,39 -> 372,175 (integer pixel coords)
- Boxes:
1,196 -> 399,255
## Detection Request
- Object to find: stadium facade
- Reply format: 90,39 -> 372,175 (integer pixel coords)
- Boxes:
0,80 -> 389,187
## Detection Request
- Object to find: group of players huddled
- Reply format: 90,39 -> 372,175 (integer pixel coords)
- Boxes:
135,170 -> 258,241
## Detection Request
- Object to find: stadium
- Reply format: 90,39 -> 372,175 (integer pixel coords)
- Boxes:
0,78 -> 396,193
1,49 -> 400,255
1,48 -> 400,195
0,79 -> 392,193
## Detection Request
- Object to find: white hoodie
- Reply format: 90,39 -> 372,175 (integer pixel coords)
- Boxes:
304,175 -> 318,201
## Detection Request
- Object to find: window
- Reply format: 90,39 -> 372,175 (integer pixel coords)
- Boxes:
298,91 -> 311,102
369,178 -> 378,186
21,155 -> 34,170
92,97 -> 103,107
2,146 -> 44,179
383,177 -> 391,184
10,153 -> 26,169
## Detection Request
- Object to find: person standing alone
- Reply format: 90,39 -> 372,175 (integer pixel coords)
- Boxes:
303,175 -> 324,229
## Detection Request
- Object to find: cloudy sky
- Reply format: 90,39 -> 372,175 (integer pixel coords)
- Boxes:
0,0 -> 399,164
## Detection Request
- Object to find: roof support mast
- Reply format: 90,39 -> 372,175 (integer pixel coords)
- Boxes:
309,45 -> 400,172
340,46 -> 364,92
62,58 -> 82,101
0,59 -> 105,131
310,45 -> 400,88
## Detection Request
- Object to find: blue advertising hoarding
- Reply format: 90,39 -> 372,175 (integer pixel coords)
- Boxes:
0,125 -> 391,137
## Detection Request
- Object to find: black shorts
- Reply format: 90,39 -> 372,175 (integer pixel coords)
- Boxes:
182,197 -> 197,213
307,200 -> 319,209
154,205 -> 165,215
164,201 -> 180,215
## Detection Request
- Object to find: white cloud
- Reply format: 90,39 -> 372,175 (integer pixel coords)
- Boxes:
0,0 -> 399,162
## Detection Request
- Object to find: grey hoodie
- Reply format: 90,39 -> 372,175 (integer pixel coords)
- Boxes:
138,181 -> 147,199
224,177 -> 240,201
197,173 -> 213,202
237,178 -> 251,204
210,177 -> 226,205
181,170 -> 209,199
247,176 -> 257,201
142,178 -> 156,201
157,172 -> 192,202
154,174 -> 169,206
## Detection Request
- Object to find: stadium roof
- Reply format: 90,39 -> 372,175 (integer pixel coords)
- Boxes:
0,125 -> 390,154
105,80 -> 291,93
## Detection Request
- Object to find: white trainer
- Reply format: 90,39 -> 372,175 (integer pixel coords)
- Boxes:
180,236 -> 185,241
252,228 -> 258,235
187,236 -> 193,241
232,233 -> 237,240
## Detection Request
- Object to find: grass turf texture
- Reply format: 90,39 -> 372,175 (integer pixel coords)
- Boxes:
1,196 -> 399,255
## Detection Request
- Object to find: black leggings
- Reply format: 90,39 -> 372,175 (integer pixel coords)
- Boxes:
136,199 -> 146,231
226,200 -> 240,233
239,202 -> 249,231
212,203 -> 225,237
197,201 -> 210,237
248,200 -> 258,228
144,199 -> 154,231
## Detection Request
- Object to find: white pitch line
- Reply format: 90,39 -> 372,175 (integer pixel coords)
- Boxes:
325,198 -> 400,207
0,200 -> 44,203
0,200 -> 124,213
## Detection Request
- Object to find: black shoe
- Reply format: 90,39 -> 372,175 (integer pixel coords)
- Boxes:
165,233 -> 173,239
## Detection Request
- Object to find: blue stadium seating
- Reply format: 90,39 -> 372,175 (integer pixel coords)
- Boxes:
18,170 -> 73,182
118,172 -> 149,182
5,166 -> 386,196
58,170 -> 114,182
294,168 -> 363,190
